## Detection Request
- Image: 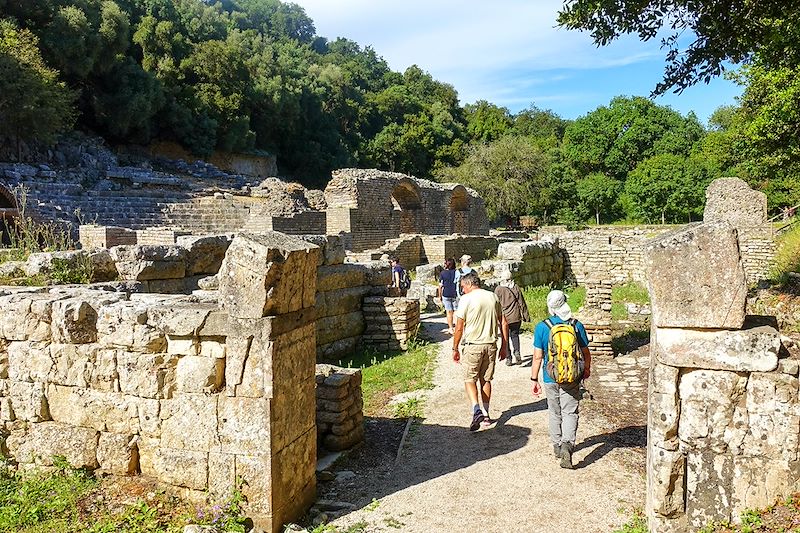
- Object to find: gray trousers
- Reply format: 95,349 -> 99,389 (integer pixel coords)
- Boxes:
508,321 -> 521,360
543,381 -> 581,448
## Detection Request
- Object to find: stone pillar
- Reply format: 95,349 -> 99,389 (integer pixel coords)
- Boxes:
217,232 -> 320,533
644,222 -> 792,532
362,297 -> 420,351
580,277 -> 613,357
315,364 -> 364,452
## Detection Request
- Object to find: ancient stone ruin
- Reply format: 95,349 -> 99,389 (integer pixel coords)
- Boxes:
644,182 -> 795,531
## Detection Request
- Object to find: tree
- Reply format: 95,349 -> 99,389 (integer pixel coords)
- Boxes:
463,100 -> 511,143
562,96 -> 704,179
575,173 -> 621,224
512,105 -> 569,142
557,0 -> 800,94
0,19 -> 75,157
437,136 -> 551,221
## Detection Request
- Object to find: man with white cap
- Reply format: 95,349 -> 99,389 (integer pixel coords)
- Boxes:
453,254 -> 473,304
530,289 -> 591,469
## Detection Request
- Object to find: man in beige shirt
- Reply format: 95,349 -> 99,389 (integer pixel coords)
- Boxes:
452,271 -> 509,431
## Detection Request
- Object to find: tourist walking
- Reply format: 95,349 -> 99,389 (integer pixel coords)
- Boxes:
453,254 -> 473,305
494,279 -> 529,365
389,257 -> 410,296
452,271 -> 509,431
438,257 -> 458,334
530,290 -> 592,469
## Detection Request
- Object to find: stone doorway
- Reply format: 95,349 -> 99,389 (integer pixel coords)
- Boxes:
449,186 -> 469,234
391,179 -> 423,234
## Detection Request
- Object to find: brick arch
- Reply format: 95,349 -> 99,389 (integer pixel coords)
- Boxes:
391,179 -> 423,234
449,185 -> 470,234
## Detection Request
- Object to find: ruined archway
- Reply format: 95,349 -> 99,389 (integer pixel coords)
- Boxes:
449,185 -> 469,234
0,184 -> 19,245
391,179 -> 423,234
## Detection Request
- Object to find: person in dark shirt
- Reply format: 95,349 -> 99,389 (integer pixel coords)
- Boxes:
438,257 -> 458,334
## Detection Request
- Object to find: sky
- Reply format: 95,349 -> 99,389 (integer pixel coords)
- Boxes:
291,0 -> 742,125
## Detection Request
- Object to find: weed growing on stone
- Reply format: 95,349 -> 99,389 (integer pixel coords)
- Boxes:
2,185 -> 76,262
612,508 -> 647,533
49,255 -> 94,284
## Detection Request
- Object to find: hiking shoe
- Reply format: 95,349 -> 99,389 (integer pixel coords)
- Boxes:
505,357 -> 514,366
559,443 -> 574,469
553,444 -> 561,458
469,411 -> 484,432
479,416 -> 496,431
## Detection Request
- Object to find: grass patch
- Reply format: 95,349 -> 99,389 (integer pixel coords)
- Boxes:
771,223 -> 800,283
521,285 -> 586,332
697,493 -> 800,532
611,281 -> 650,321
337,336 -> 437,416
612,508 -> 647,533
0,456 -> 248,533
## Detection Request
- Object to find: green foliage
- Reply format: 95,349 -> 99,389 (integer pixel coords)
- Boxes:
337,337 -> 437,416
0,19 -> 76,152
49,256 -> 93,285
612,508 -> 647,533
1,187 -> 76,262
438,135 -> 552,222
612,282 -> 650,305
464,100 -> 512,143
770,222 -> 800,283
576,172 -> 622,224
557,0 -> 800,95
522,285 -> 586,329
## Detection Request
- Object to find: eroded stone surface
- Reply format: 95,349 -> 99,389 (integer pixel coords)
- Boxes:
703,177 -> 768,227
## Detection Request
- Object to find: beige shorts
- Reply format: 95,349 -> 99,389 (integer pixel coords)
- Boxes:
461,343 -> 497,382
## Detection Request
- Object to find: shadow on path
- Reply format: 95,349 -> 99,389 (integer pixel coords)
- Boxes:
573,425 -> 646,469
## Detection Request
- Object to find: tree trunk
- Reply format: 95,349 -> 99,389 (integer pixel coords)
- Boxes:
661,210 -> 666,225
595,208 -> 600,225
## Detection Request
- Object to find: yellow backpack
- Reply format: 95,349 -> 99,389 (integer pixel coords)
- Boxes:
544,318 -> 584,383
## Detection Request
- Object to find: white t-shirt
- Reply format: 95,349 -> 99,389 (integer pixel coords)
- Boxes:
455,288 -> 501,344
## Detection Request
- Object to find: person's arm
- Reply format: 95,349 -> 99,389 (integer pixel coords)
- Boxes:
452,317 -> 465,362
531,347 -> 544,396
498,314 -> 509,360
392,270 -> 400,288
437,278 -> 443,300
582,346 -> 591,380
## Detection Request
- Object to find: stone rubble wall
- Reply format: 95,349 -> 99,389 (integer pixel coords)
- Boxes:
324,169 -> 489,252
738,225 -> 777,283
315,365 -> 364,452
480,240 -> 563,288
362,297 -> 420,351
351,234 -> 501,273
0,230 -> 322,532
644,221 -> 797,532
578,278 -> 614,357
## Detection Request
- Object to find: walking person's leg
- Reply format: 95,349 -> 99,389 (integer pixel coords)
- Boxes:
543,382 -> 562,457
558,381 -> 582,469
509,321 -> 521,364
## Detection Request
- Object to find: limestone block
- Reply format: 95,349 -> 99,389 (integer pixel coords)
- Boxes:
731,456 -> 798,516
703,177 -> 768,226
316,287 -> 368,318
7,422 -> 98,469
176,356 -> 224,392
160,393 -> 219,451
49,343 -> 100,388
272,376 -> 316,451
299,234 -> 345,266
271,427 -> 316,528
323,424 -> 364,451
645,223 -> 747,328
0,260 -> 24,278
316,264 -> 367,292
685,450 -> 734,527
88,249 -> 118,282
9,381 -> 49,422
415,263 -> 442,283
148,303 -> 214,336
197,310 -> 228,337
649,392 -> 680,450
208,452 -> 236,500
0,396 -> 14,421
47,385 -> 137,433
141,445 -> 208,491
136,397 -> 161,437
8,341 -> 52,382
110,245 -> 187,281
217,396 -> 270,455
176,234 -> 233,275
316,312 -> 364,346
96,301 -> 166,353
51,298 -> 98,344
740,373 -> 800,460
236,453 -> 272,517
678,369 -> 748,452
362,260 -> 391,287
198,339 -> 226,358
97,432 -> 136,474
317,337 -> 359,361
166,336 -> 198,356
0,292 -> 57,341
90,349 -> 118,391
653,325 -> 780,372
117,352 -> 177,399
218,232 -> 319,318
24,250 -> 89,278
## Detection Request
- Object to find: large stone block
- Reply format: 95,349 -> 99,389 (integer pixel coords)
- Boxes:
47,385 -> 137,433
51,298 -> 98,344
703,177 -> 768,226
653,324 -> 780,372
110,245 -> 187,281
686,450 -> 734,527
8,340 -> 52,382
217,396 -> 270,455
645,223 -> 747,328
116,352 -> 177,399
218,232 -> 319,318
731,456 -> 799,516
176,355 -> 224,393
9,380 -> 49,422
646,444 -> 685,518
49,343 -> 100,388
7,422 -> 98,469
298,234 -> 345,266
316,264 -> 367,292
271,427 -> 316,528
96,301 -> 167,353
139,444 -> 208,491
315,286 -> 368,318
678,369 -> 748,452
176,234 -> 233,275
97,432 -> 136,474
148,303 -> 214,336
0,292 -> 57,341
160,393 -> 219,451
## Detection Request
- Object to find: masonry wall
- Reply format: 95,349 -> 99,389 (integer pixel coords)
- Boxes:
315,365 -> 364,452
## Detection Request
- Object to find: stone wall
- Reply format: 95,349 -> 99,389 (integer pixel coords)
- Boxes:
0,231 -> 321,532
351,234 -> 501,272
362,297 -> 421,351
315,365 -> 364,452
578,278 -> 613,357
325,169 -> 489,252
480,240 -> 563,287
644,222 -> 796,532
542,226 -> 675,285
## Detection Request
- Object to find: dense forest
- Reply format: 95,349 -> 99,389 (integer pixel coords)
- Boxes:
1,0 -> 798,225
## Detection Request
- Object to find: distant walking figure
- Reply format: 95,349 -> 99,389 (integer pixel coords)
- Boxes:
494,279 -> 529,365
452,271 -> 508,431
530,290 -> 592,469
438,257 -> 458,334
453,254 -> 473,307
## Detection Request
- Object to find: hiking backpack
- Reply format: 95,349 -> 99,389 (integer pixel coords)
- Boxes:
399,268 -> 412,290
544,318 -> 584,383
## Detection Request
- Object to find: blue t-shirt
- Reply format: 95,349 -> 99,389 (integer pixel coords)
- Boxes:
533,316 -> 589,384
454,266 -> 473,296
392,264 -> 404,286
439,269 -> 457,298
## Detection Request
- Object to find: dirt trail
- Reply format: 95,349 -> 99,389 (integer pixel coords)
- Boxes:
324,315 -> 645,533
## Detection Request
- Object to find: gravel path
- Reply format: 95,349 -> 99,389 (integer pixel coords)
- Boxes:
324,315 -> 645,532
